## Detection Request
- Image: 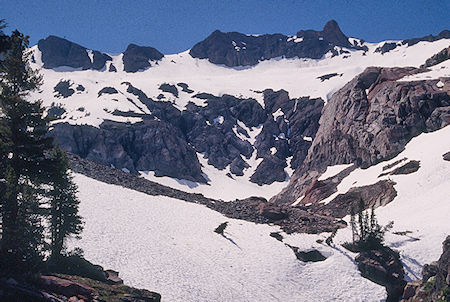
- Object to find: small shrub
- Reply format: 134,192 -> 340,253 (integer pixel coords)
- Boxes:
350,199 -> 393,251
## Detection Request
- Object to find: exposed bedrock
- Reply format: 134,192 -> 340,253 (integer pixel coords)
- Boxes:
49,87 -> 323,185
189,20 -> 367,67
122,43 -> 164,72
50,120 -> 206,182
273,66 -> 450,204
38,35 -> 111,70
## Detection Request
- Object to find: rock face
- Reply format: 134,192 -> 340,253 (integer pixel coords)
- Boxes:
50,120 -> 206,182
273,66 -> 450,204
122,43 -> 164,72
50,82 -> 324,185
190,20 -> 366,67
356,247 -> 406,302
38,35 -> 112,70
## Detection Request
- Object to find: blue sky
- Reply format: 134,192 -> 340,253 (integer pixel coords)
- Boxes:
1,0 -> 449,54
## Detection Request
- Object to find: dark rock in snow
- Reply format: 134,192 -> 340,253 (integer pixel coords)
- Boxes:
76,84 -> 85,91
159,83 -> 179,97
229,156 -> 249,176
270,232 -> 284,242
421,46 -> 450,68
54,80 -> 75,98
317,72 -> 342,82
98,87 -> 118,97
250,155 -> 287,185
374,42 -> 399,54
108,63 -> 117,72
286,245 -> 327,262
177,82 -> 194,93
443,151 -> 450,161
385,160 -> 420,176
122,43 -> 164,72
38,35 -> 111,70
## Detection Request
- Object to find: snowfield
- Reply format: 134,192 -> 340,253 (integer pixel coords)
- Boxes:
70,126 -> 450,301
71,173 -> 385,302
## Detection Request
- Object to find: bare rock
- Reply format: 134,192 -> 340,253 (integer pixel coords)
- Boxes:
443,151 -> 450,161
257,203 -> 288,221
355,247 -> 406,302
38,35 -> 111,70
39,276 -> 94,300
122,43 -> 164,72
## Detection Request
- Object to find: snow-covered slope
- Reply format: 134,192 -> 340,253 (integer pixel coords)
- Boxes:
70,173 -> 386,302
29,37 -> 450,201
69,126 -> 449,301
31,38 -> 449,127
321,125 -> 450,280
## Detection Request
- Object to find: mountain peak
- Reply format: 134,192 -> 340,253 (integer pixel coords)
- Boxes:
322,19 -> 350,47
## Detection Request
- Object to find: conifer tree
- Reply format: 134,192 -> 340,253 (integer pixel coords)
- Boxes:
48,146 -> 83,260
0,29 -> 53,275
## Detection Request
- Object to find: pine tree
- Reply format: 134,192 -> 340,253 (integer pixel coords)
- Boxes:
48,146 -> 83,260
0,29 -> 53,275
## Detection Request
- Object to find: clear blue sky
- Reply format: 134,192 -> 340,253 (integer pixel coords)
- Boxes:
1,0 -> 449,54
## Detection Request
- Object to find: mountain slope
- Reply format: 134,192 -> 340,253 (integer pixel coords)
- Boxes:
68,126 -> 449,301
28,22 -> 450,201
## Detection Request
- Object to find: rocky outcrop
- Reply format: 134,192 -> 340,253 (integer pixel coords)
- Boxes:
54,80 -> 75,98
273,66 -> 450,204
159,83 -> 178,97
50,120 -> 206,182
0,274 -> 161,302
403,30 -> 450,47
38,35 -> 111,70
97,86 -> 118,97
374,42 -> 399,54
356,247 -> 406,302
443,151 -> 450,161
122,43 -> 164,72
401,236 -> 449,302
316,180 -> 397,218
379,160 -> 420,176
190,20 -> 366,67
421,46 -> 450,68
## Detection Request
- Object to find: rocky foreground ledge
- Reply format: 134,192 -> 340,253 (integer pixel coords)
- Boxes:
0,273 -> 161,302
